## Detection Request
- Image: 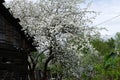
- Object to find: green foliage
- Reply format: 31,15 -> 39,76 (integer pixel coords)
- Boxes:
50,62 -> 63,74
36,53 -> 46,70
104,53 -> 120,76
107,38 -> 115,50
115,32 -> 120,52
91,38 -> 115,55
90,36 -> 120,80
93,53 -> 120,80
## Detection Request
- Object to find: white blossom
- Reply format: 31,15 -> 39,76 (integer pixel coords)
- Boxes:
6,0 -> 100,78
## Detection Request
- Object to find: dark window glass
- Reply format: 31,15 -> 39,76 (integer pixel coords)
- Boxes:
13,28 -> 21,49
5,25 -> 13,44
0,15 -> 5,42
0,33 -> 5,39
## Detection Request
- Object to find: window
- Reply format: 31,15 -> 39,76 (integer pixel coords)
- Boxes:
0,15 -> 5,42
0,33 -> 5,42
13,28 -> 21,49
5,25 -> 13,44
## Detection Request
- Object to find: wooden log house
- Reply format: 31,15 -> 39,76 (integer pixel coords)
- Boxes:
0,0 -> 36,79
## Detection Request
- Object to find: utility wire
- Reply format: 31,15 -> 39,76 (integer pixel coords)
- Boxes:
93,14 -> 120,27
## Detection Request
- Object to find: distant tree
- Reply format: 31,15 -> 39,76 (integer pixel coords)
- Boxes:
91,38 -> 109,55
115,32 -> 120,52
91,37 -> 115,55
91,36 -> 120,80
106,38 -> 115,52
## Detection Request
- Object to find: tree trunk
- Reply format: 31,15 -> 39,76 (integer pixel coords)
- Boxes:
29,70 -> 35,80
42,54 -> 54,80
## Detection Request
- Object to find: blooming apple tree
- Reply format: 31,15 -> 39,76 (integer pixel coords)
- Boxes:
6,0 -> 100,79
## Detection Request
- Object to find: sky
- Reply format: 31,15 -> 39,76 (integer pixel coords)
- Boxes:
90,0 -> 120,37
5,0 -> 120,37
